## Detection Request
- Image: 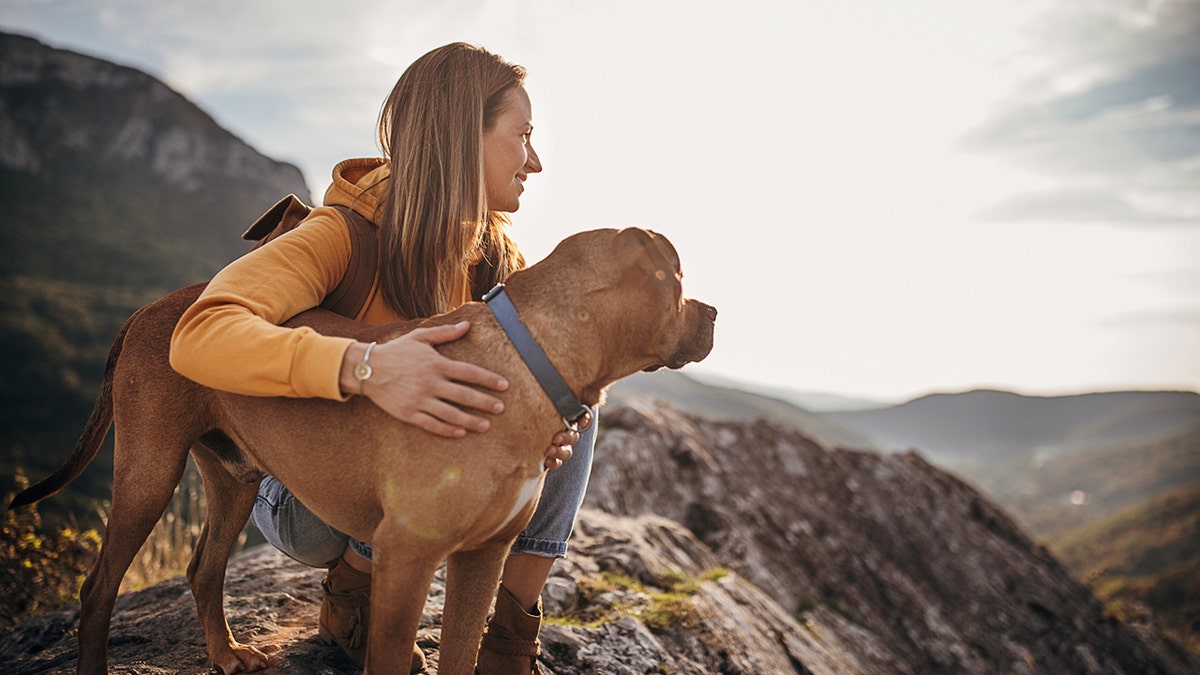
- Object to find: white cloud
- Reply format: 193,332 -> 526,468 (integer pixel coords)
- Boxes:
965,0 -> 1200,227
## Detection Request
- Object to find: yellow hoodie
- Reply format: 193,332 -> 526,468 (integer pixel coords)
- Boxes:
170,158 -> 476,401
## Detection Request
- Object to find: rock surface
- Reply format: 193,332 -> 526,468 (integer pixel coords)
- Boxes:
584,401 -> 1199,674
2,400 -> 1197,674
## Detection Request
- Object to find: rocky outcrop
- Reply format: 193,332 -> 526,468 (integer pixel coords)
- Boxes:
0,32 -> 306,200
0,511 -> 875,674
2,400 -> 1196,673
583,400 -> 1197,674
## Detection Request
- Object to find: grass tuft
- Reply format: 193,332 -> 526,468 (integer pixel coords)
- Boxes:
546,567 -> 727,634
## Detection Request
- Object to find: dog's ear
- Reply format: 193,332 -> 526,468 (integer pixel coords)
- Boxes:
615,227 -> 680,277
615,227 -> 653,256
644,229 -> 680,272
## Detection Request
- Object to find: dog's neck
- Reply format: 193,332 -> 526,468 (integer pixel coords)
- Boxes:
499,275 -> 615,410
484,285 -> 590,424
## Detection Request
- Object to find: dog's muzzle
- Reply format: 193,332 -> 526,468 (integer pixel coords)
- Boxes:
661,300 -> 717,370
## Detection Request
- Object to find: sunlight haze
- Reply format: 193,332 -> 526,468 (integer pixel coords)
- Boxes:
3,0 -> 1197,402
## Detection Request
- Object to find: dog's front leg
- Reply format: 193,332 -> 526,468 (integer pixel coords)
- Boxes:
440,541 -> 512,675
363,526 -> 441,675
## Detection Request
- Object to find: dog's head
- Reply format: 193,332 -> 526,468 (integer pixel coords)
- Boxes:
509,227 -> 715,404
602,227 -> 716,373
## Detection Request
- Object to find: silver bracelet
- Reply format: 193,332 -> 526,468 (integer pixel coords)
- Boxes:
353,341 -> 376,395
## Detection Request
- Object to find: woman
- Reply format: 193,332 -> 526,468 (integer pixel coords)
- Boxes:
170,42 -> 593,674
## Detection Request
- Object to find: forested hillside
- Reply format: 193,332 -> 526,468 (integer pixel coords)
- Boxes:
0,32 -> 310,515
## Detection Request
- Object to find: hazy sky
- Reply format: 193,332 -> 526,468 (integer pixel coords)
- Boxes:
4,0 -> 1198,402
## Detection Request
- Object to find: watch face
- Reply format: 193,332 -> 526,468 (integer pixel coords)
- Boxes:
354,362 -> 373,381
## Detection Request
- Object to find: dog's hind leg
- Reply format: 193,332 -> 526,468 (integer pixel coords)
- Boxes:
439,541 -> 512,675
75,428 -> 190,675
187,441 -> 269,674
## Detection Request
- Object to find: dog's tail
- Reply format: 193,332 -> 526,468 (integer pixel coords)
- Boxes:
9,304 -> 146,510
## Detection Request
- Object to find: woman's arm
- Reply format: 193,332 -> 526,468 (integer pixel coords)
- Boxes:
170,208 -> 515,440
170,209 -> 356,399
170,206 -> 579,452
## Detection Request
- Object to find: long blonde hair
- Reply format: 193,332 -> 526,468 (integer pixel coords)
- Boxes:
375,42 -> 528,319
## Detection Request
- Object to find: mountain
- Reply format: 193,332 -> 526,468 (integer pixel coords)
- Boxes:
0,32 -> 310,511
2,401 -> 1194,673
1050,483 -> 1200,654
607,370 -> 878,450
990,422 -> 1200,537
681,371 -> 893,412
824,388 -> 1200,535
829,388 -> 1200,466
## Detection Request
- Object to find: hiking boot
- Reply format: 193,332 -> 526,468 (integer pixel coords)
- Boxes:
317,558 -> 426,672
475,585 -> 542,674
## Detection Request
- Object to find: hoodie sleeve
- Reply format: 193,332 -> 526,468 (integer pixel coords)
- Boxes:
169,208 -> 357,400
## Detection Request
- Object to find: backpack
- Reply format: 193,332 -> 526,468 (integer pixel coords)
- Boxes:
241,194 -> 379,319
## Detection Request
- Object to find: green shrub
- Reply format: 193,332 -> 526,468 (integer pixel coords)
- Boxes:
0,470 -> 101,629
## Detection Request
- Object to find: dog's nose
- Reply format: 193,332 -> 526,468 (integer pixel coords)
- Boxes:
701,302 -> 717,321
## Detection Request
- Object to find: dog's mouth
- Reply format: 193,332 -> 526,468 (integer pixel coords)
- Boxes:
643,301 -> 716,372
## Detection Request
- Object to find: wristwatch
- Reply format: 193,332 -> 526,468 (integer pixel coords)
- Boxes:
354,341 -> 376,395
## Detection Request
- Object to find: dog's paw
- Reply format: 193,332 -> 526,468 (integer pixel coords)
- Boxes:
212,642 -> 271,674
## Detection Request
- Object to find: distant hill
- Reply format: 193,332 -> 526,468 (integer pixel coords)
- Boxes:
681,371 -> 892,412
1049,483 -> 1200,654
824,387 -> 1200,531
829,388 -> 1200,466
0,32 -> 310,513
607,370 -> 878,450
991,422 -> 1200,537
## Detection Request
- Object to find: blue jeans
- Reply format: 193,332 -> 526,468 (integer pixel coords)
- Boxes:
252,411 -> 596,567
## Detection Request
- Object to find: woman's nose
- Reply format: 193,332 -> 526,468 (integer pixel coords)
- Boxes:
526,142 -> 542,173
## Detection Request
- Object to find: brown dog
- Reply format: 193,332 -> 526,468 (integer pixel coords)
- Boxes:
12,227 -> 716,674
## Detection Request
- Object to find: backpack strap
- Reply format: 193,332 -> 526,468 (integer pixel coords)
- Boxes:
242,195 -> 379,319
321,205 -> 379,319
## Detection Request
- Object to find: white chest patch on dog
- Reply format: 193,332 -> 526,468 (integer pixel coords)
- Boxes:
502,474 -> 544,528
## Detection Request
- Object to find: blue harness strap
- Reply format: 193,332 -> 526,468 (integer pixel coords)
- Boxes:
483,284 -> 590,426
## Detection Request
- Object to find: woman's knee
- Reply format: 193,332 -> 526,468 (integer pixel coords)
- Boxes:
252,475 -> 350,568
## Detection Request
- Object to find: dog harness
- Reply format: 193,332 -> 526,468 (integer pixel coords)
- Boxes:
483,284 -> 590,428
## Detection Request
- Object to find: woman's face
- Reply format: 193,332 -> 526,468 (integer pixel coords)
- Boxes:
483,86 -> 541,213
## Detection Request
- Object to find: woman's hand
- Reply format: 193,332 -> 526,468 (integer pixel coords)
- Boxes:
341,321 -> 508,438
543,410 -> 592,470
342,324 -> 592,468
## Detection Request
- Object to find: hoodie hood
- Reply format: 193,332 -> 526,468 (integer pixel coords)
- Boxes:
323,158 -> 389,223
